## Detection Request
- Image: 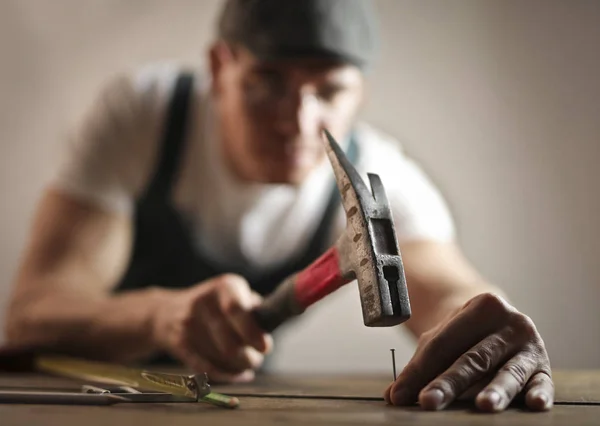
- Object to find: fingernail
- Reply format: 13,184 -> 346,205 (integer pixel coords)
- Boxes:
537,393 -> 549,409
485,390 -> 503,411
420,388 -> 445,410
392,389 -> 412,406
530,391 -> 550,410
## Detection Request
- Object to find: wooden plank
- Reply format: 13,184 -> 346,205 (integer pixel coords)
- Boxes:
1,396 -> 599,425
1,371 -> 600,425
2,370 -> 599,404
553,370 -> 600,404
212,370 -> 600,405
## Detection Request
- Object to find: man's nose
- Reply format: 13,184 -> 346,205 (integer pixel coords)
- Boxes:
275,91 -> 322,138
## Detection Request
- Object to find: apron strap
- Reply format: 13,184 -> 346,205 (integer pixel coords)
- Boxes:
142,72 -> 195,201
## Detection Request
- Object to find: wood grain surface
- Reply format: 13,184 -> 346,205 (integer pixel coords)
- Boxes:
1,370 -> 599,425
212,370 -> 600,405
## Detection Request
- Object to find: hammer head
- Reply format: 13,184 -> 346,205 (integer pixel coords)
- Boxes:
323,130 -> 411,327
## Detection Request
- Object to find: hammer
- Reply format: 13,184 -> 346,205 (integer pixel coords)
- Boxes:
253,130 -> 411,331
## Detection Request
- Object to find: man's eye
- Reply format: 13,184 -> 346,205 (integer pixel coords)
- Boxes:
318,85 -> 344,102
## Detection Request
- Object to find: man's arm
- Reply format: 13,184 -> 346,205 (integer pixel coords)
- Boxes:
5,188 -> 272,381
4,188 -> 165,361
4,69 -> 272,380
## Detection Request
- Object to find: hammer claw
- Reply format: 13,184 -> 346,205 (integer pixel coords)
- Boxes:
322,129 -> 411,327
322,129 -> 374,210
367,173 -> 390,211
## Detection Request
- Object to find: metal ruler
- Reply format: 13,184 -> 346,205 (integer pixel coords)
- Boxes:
23,355 -> 239,408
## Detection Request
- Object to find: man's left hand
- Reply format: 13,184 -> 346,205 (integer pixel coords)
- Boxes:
384,293 -> 553,412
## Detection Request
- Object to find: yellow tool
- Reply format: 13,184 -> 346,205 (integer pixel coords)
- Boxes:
15,355 -> 239,408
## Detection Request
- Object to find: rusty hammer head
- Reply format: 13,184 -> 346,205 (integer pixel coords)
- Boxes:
323,129 -> 411,327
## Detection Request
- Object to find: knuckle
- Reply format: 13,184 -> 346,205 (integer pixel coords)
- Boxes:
193,285 -> 218,308
511,313 -> 538,337
222,300 -> 245,317
527,343 -> 551,372
220,274 -> 250,291
530,371 -> 553,388
501,362 -> 530,387
463,347 -> 494,375
208,320 -> 240,352
432,373 -> 462,397
474,292 -> 510,315
538,372 -> 555,390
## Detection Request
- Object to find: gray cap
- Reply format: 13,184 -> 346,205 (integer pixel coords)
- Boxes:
217,0 -> 379,70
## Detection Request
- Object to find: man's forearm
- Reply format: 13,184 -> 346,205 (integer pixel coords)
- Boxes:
5,286 -> 168,362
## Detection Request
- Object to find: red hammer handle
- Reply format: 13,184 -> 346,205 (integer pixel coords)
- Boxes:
252,247 -> 352,332
294,247 -> 348,307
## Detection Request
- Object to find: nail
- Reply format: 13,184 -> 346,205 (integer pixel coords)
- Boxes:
420,388 -> 445,410
390,349 -> 397,381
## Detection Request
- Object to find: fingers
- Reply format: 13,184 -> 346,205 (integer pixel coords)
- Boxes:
390,293 -> 513,404
209,369 -> 256,384
223,283 -> 273,354
179,320 -> 259,380
524,371 -> 554,411
416,326 -> 520,410
383,382 -> 393,405
385,293 -> 553,413
156,274 -> 275,383
475,352 -> 541,412
199,303 -> 244,358
188,274 -> 271,374
195,304 -> 264,373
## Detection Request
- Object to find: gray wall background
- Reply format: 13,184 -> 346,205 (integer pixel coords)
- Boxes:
0,0 -> 598,373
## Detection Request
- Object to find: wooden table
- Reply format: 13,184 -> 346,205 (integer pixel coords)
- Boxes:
1,370 -> 599,425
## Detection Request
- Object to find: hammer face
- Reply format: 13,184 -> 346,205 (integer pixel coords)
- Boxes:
349,216 -> 411,327
362,173 -> 412,326
323,128 -> 412,328
366,217 -> 411,326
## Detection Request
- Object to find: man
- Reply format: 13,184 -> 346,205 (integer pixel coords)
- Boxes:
4,0 -> 552,412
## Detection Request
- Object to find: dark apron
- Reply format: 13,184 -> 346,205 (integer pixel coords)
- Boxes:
114,72 -> 358,365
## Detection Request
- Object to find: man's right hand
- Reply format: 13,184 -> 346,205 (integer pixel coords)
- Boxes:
151,274 -> 273,383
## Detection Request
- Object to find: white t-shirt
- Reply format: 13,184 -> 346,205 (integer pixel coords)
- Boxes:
52,62 -> 456,272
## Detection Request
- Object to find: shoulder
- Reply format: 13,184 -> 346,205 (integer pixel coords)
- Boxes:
114,61 -> 208,114
52,62 -> 208,212
72,60 -> 209,153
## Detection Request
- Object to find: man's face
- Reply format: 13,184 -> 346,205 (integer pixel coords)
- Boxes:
210,43 -> 365,184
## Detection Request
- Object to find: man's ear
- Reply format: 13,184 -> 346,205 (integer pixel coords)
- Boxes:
209,41 -> 236,94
